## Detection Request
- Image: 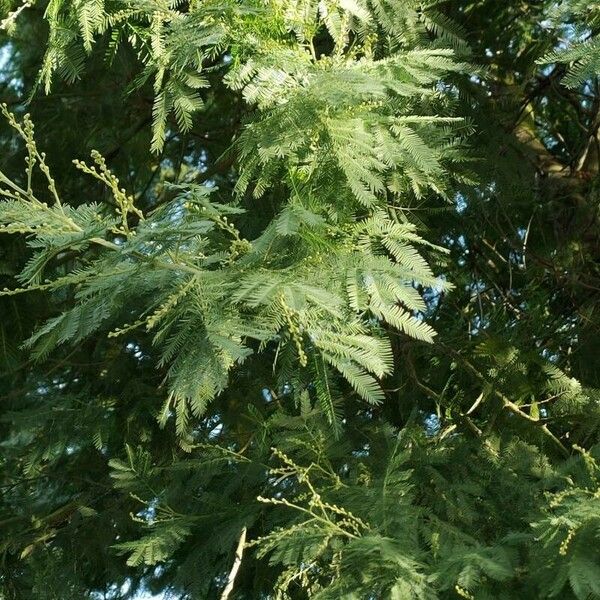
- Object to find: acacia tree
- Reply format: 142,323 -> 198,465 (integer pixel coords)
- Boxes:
0,1 -> 599,598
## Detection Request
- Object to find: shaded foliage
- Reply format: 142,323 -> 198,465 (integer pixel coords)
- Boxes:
0,1 -> 600,599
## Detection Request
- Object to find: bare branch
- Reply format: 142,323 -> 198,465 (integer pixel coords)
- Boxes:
220,526 -> 247,600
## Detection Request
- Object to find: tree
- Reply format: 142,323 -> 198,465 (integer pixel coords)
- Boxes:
0,0 -> 599,598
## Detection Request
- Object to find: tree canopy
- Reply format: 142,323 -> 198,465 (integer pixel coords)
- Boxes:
0,1 -> 599,598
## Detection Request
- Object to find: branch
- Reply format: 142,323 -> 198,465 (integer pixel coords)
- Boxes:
404,349 -> 482,437
220,526 -> 247,600
439,344 -> 570,457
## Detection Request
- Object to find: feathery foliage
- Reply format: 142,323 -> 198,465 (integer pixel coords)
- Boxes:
0,0 -> 600,598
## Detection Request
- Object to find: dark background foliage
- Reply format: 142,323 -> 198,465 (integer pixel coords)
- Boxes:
0,1 -> 599,598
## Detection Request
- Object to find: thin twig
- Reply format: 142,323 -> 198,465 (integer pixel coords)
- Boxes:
220,526 -> 247,600
439,343 -> 570,457
466,392 -> 484,415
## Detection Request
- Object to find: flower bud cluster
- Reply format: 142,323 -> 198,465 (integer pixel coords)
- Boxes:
279,294 -> 308,367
